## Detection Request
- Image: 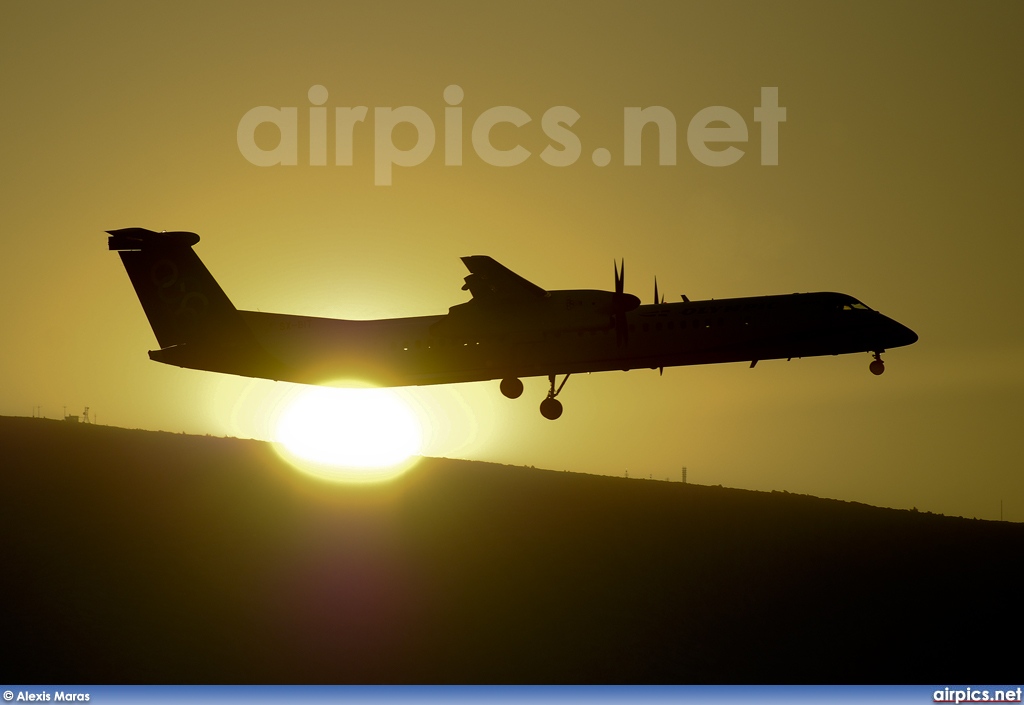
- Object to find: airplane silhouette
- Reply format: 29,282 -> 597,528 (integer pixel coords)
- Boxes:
109,228 -> 918,420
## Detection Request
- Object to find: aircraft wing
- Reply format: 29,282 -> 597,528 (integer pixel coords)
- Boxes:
460,256 -> 547,304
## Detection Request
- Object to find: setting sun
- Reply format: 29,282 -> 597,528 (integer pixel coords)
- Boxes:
272,385 -> 422,482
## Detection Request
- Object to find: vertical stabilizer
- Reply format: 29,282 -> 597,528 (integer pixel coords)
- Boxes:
109,228 -> 284,379
109,228 -> 238,348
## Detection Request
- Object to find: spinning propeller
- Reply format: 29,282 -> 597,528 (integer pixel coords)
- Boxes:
611,260 -> 641,345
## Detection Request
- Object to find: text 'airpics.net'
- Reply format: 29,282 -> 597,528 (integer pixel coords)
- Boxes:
237,85 -> 786,185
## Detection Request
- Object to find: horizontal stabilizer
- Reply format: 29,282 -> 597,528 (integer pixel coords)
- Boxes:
108,228 -> 200,251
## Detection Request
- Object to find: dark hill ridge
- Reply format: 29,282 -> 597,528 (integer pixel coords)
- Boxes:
1,416 -> 1020,683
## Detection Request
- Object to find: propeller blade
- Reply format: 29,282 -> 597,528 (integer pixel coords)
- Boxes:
610,259 -> 637,346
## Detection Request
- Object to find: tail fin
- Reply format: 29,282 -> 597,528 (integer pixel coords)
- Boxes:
109,228 -> 284,380
109,228 -> 239,349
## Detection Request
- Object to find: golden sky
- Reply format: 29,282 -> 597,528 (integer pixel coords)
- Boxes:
2,2 -> 1022,520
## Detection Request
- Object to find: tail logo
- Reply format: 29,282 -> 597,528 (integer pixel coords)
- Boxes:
150,259 -> 210,319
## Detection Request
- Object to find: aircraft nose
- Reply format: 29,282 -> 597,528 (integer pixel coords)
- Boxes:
887,319 -> 918,348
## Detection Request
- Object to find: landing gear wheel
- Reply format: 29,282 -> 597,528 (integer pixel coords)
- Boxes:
500,377 -> 524,399
869,352 -> 885,376
538,373 -> 570,419
540,397 -> 563,420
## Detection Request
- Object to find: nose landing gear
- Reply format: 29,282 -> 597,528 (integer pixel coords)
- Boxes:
540,373 -> 570,420
869,351 -> 885,376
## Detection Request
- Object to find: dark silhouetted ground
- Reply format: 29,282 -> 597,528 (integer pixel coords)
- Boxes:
1,415 -> 1020,683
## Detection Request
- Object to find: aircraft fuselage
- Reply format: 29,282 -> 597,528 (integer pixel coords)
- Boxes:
149,291 -> 916,388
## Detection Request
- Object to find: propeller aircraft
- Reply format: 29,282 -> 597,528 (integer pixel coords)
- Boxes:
109,228 -> 918,419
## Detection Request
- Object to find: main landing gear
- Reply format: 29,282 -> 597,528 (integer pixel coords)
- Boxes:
869,351 -> 885,376
500,377 -> 524,399
499,375 -> 570,420
540,374 -> 570,420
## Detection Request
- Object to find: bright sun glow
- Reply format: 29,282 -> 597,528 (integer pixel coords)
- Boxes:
273,386 -> 423,483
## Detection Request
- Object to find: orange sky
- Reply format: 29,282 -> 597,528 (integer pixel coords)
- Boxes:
2,2 -> 1022,520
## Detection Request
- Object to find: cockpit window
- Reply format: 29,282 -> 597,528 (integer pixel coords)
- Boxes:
842,302 -> 872,311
